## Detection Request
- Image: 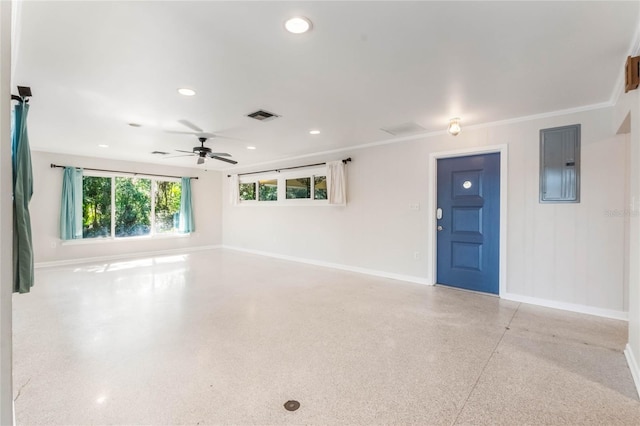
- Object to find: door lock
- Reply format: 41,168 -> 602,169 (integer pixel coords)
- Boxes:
437,225 -> 443,231
436,208 -> 443,220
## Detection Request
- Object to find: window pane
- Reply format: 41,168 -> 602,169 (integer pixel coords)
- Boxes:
155,181 -> 182,233
82,176 -> 111,238
314,176 -> 327,200
115,177 -> 151,237
239,182 -> 256,200
258,179 -> 278,201
286,178 -> 310,199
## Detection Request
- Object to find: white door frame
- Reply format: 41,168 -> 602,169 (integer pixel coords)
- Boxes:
427,144 -> 508,296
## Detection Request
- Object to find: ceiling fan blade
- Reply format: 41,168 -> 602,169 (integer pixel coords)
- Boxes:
209,152 -> 231,157
175,149 -> 195,154
210,155 -> 238,165
165,130 -> 198,135
197,132 -> 217,139
163,154 -> 193,159
178,119 -> 203,132
166,130 -> 217,140
212,134 -> 244,141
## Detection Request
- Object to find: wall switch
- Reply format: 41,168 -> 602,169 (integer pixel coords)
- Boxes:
410,203 -> 420,211
413,251 -> 420,260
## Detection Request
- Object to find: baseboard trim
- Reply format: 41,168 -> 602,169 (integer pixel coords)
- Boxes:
36,245 -> 628,322
502,292 -> 628,321
34,245 -> 222,269
222,245 -> 432,286
625,344 -> 640,399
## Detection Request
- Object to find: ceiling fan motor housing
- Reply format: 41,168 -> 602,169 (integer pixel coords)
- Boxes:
194,146 -> 212,154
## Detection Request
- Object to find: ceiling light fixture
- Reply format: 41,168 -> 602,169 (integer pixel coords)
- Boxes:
448,117 -> 461,136
98,144 -> 109,148
247,146 -> 257,150
284,16 -> 312,34
309,129 -> 320,135
177,88 -> 196,96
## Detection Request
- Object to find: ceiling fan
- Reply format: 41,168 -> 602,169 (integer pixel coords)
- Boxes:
172,136 -> 238,165
167,119 -> 238,165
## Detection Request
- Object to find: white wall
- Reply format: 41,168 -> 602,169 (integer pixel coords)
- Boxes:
0,1 -> 12,423
614,71 -> 640,396
222,107 -> 627,316
30,151 -> 223,265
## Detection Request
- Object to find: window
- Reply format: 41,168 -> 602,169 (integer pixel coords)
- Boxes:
314,176 -> 327,200
258,179 -> 278,201
80,174 -> 184,240
239,182 -> 256,201
286,178 -> 310,199
82,176 -> 111,238
154,181 -> 182,233
237,167 -> 328,204
115,177 -> 151,237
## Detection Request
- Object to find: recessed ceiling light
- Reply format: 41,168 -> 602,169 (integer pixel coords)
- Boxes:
177,88 -> 196,96
98,144 -> 109,148
247,146 -> 257,150
284,16 -> 312,34
309,129 -> 320,135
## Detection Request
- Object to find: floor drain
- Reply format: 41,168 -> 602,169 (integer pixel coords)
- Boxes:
284,400 -> 300,411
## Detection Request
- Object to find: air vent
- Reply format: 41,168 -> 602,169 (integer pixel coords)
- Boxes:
247,109 -> 280,122
380,122 -> 426,136
151,151 -> 170,155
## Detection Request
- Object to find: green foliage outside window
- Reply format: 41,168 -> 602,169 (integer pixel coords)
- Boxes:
115,177 -> 151,237
314,176 -> 327,200
82,176 -> 111,238
286,178 -> 310,199
259,179 -> 278,201
239,182 -> 256,200
155,181 -> 181,233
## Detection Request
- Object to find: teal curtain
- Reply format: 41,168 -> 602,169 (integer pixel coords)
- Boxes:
59,167 -> 83,240
12,102 -> 34,294
179,177 -> 194,233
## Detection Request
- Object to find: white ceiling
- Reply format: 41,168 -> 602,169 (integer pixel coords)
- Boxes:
13,1 -> 640,170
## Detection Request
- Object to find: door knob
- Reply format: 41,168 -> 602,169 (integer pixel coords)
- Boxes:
437,225 -> 443,231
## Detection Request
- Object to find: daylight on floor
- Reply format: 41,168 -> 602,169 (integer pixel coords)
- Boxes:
2,1 -> 640,425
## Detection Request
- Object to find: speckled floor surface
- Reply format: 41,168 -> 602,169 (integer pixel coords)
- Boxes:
12,249 -> 640,425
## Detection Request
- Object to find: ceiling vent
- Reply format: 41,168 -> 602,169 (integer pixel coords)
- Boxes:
380,122 -> 426,136
247,109 -> 280,122
151,151 -> 170,155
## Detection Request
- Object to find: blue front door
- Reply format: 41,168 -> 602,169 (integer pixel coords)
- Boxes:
436,153 -> 500,294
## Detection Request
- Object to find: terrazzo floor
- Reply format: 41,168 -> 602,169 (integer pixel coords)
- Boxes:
12,249 -> 640,425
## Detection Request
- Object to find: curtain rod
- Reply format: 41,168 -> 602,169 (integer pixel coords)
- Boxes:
227,157 -> 351,178
11,86 -> 32,103
50,164 -> 198,180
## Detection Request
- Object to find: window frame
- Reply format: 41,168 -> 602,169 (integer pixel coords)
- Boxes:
63,171 -> 188,245
237,166 -> 329,206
